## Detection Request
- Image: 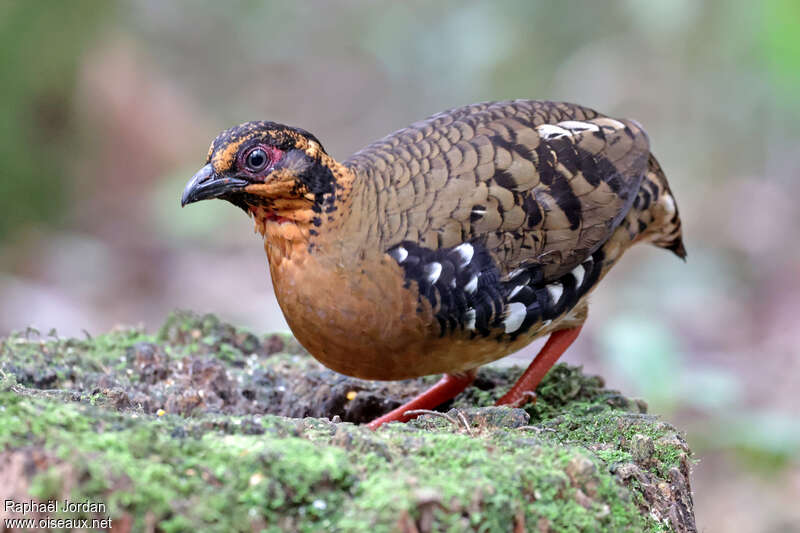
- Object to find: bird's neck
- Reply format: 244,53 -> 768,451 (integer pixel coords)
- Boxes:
253,156 -> 369,266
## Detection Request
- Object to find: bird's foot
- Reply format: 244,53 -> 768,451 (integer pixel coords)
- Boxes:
496,390 -> 537,408
494,326 -> 583,408
367,371 -> 477,430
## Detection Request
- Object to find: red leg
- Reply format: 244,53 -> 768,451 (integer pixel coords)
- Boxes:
496,326 -> 583,407
367,371 -> 477,430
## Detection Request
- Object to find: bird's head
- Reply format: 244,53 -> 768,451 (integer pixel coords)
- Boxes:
181,121 -> 343,229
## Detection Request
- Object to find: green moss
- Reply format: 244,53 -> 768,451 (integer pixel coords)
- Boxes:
451,360 -> 687,481
538,409 -> 688,478
0,312 -> 694,532
0,390 -> 653,532
0,326 -> 154,391
1,392 -> 354,531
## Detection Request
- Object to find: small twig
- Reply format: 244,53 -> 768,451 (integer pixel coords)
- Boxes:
454,410 -> 474,436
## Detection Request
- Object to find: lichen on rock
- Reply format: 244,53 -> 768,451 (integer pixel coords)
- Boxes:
0,311 -> 696,532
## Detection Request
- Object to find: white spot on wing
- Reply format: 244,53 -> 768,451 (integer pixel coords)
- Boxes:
661,195 -> 676,215
571,265 -> 585,288
547,283 -> 563,304
465,274 -> 479,294
454,243 -> 474,267
424,262 -> 442,284
392,246 -> 408,263
507,285 -> 523,299
558,120 -> 599,133
503,302 -> 527,333
596,118 -> 625,129
536,124 -> 571,140
464,309 -> 476,331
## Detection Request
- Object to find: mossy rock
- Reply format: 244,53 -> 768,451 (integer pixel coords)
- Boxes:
0,311 -> 696,532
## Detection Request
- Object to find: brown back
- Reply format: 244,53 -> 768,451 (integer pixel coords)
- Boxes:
346,100 -> 650,280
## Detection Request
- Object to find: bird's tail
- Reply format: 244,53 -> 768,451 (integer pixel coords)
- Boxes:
627,154 -> 687,260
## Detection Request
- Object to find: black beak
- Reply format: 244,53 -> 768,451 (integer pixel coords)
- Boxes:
181,164 -> 250,207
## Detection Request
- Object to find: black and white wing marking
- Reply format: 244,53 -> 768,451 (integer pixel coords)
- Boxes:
388,240 -> 504,335
388,240 -> 606,339
498,248 -> 605,340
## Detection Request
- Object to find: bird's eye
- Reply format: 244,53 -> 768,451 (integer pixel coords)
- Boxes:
245,148 -> 269,172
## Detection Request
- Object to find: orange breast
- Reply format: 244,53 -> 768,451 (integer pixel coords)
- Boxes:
263,229 -> 550,380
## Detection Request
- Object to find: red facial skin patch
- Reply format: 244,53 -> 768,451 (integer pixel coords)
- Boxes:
262,211 -> 291,224
237,145 -> 285,182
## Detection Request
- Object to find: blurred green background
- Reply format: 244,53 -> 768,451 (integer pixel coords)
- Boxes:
1,1 -> 798,530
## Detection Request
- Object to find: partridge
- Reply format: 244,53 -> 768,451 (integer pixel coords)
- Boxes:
181,100 -> 685,429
